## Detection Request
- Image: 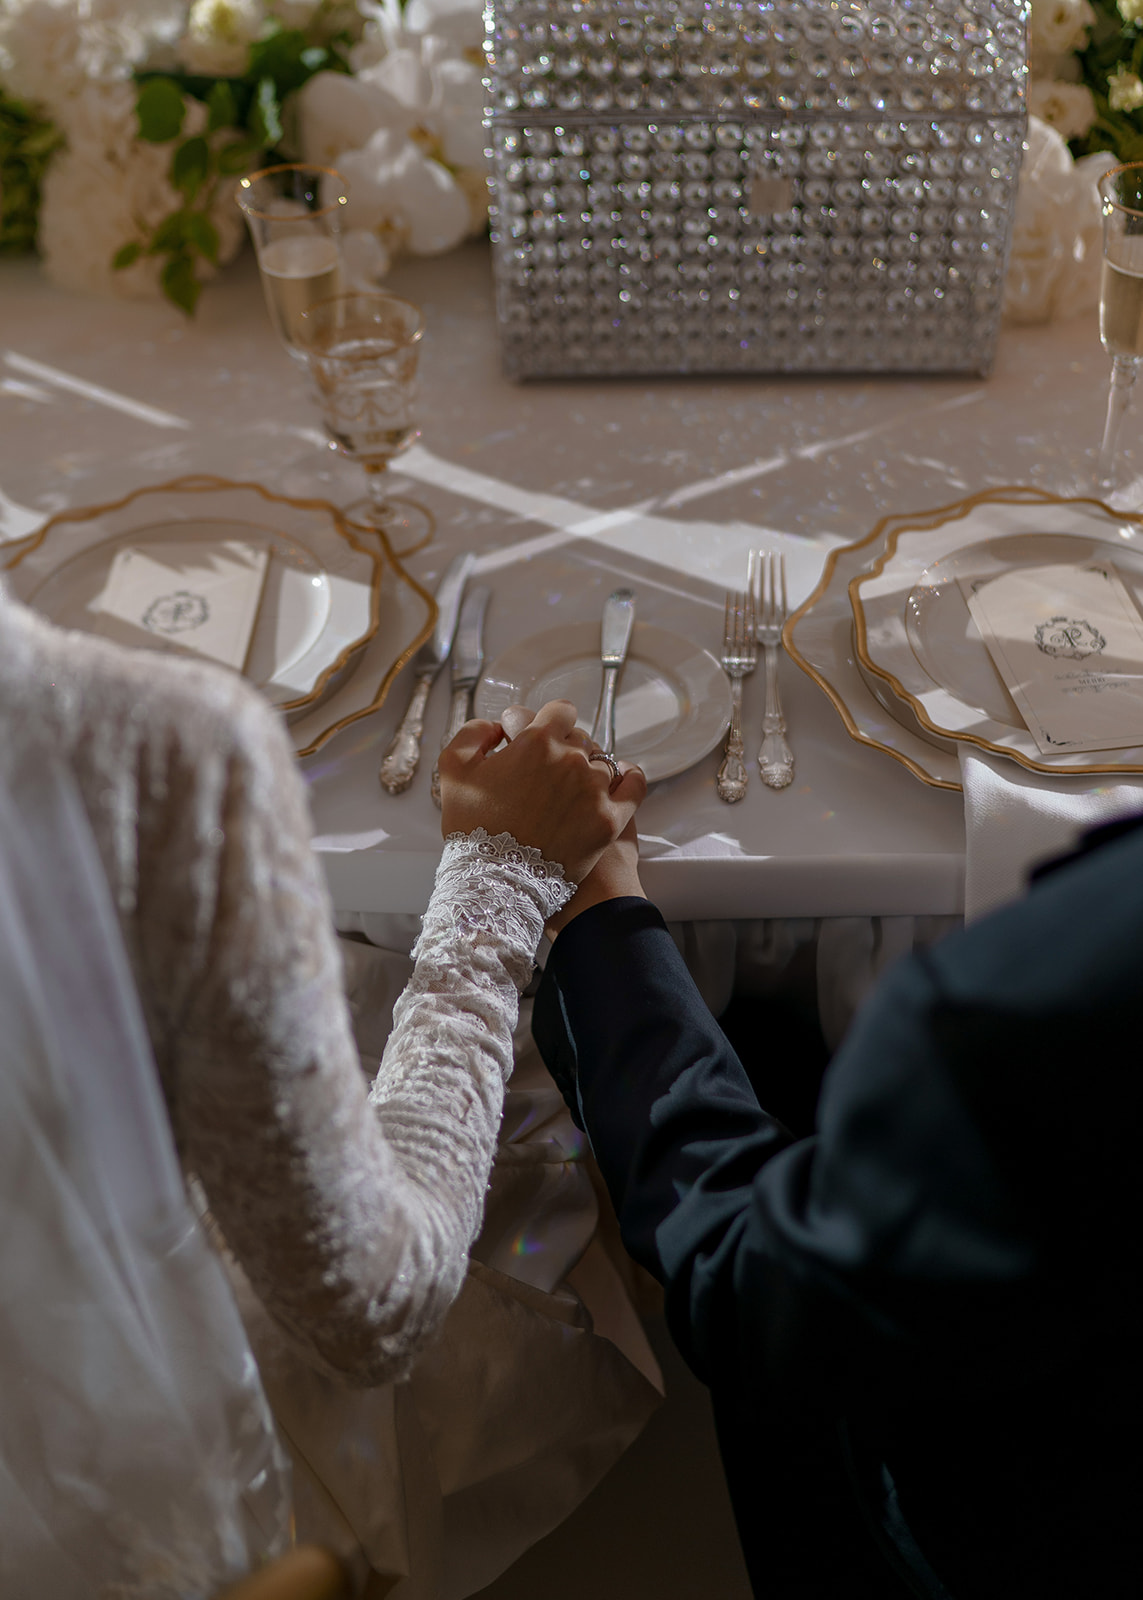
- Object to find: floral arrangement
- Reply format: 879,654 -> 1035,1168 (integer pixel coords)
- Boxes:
1030,0 -> 1143,156
0,0 -> 487,310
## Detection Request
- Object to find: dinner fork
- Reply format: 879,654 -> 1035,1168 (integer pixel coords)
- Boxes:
717,587 -> 757,803
754,549 -> 794,789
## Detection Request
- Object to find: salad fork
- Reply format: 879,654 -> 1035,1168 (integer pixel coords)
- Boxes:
754,550 -> 794,789
717,587 -> 757,803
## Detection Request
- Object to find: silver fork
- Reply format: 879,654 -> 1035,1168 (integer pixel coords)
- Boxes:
716,586 -> 757,803
754,549 -> 794,789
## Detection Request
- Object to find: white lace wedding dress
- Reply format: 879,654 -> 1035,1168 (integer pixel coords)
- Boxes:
0,588 -> 661,1597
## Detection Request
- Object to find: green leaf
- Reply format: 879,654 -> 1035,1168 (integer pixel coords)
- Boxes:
161,254 -> 202,316
135,77 -> 186,143
248,29 -> 322,96
217,138 -> 263,176
207,80 -> 238,133
170,135 -> 210,201
149,211 -> 190,252
248,77 -> 283,150
184,211 -> 220,264
112,241 -> 143,271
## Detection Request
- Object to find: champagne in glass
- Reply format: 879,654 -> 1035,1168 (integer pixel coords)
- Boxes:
1100,259 -> 1143,359
258,235 -> 343,347
236,165 -> 348,361
298,292 -> 432,546
1097,164 -> 1143,490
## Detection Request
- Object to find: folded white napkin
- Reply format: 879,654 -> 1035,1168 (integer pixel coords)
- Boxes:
960,747 -> 1143,923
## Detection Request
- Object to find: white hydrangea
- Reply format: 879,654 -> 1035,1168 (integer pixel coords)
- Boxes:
179,0 -> 266,77
37,83 -> 245,299
1029,0 -> 1096,61
1027,78 -> 1098,141
0,0 -> 183,117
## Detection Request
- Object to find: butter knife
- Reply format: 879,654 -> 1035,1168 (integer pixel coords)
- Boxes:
379,551 -> 475,795
430,585 -> 490,808
589,587 -> 636,755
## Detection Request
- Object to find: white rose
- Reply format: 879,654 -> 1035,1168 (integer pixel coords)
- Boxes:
337,125 -> 471,253
1027,78 -> 1097,141
180,0 -> 265,77
1029,0 -> 1096,60
296,68 -> 413,166
37,83 -> 244,299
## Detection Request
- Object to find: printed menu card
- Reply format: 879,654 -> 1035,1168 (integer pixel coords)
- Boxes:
92,539 -> 270,671
963,561 -> 1143,755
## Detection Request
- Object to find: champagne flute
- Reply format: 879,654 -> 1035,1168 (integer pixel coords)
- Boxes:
236,164 -> 349,361
1097,163 -> 1143,491
297,291 -> 433,547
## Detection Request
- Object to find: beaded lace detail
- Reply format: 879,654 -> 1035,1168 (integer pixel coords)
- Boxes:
0,593 -> 571,1389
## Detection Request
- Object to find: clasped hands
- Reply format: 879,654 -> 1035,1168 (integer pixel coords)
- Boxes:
437,699 -> 647,935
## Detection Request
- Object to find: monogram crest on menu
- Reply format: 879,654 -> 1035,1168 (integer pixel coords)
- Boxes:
1033,617 -> 1107,660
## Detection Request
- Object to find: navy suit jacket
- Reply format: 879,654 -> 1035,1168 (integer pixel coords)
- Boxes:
533,822 -> 1142,1598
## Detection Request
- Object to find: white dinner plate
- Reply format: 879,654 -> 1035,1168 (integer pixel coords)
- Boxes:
4,480 -> 381,712
851,495 -> 1143,776
475,620 -> 732,783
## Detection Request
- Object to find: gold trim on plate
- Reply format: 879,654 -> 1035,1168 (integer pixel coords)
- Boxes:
846,486 -> 1143,779
4,474 -> 438,754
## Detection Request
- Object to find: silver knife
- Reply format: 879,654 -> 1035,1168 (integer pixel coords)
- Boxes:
430,585 -> 490,808
589,587 -> 636,755
379,551 -> 475,795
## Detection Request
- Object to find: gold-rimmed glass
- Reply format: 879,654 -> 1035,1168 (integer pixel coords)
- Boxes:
1098,163 -> 1143,490
236,163 -> 349,360
297,291 -> 432,545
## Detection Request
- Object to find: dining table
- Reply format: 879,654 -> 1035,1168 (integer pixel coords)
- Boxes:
0,238 -> 1128,927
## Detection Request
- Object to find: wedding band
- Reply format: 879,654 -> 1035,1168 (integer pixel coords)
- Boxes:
588,751 -> 621,784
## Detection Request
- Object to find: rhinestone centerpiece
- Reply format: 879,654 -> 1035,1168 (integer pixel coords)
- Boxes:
485,0 -> 1028,378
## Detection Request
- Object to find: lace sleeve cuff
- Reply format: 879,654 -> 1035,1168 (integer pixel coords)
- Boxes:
438,828 -> 576,922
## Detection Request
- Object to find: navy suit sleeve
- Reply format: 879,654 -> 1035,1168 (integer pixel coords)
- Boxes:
533,836 -> 1143,1411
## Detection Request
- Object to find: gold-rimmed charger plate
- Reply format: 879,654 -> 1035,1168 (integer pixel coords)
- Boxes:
4,476 -> 436,758
849,488 -> 1143,778
784,516 -> 964,791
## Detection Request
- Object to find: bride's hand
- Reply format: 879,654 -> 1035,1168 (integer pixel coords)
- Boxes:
438,699 -> 646,885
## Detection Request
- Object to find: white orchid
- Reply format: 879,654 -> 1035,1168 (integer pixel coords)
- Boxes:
1005,117 -> 1114,325
297,0 -> 488,256
336,125 -> 471,254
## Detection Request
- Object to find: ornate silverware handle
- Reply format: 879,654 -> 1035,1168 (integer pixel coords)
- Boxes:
590,664 -> 619,754
758,641 -> 794,789
380,672 -> 434,795
717,676 -> 748,803
430,686 -> 473,808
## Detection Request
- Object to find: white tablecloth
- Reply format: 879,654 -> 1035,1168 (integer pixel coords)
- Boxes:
1,241 -> 1132,920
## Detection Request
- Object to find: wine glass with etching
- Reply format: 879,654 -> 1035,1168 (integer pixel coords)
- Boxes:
297,291 -> 432,547
1097,163 -> 1143,492
236,163 -> 348,362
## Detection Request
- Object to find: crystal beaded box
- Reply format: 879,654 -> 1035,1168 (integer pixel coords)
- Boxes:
485,0 -> 1027,378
